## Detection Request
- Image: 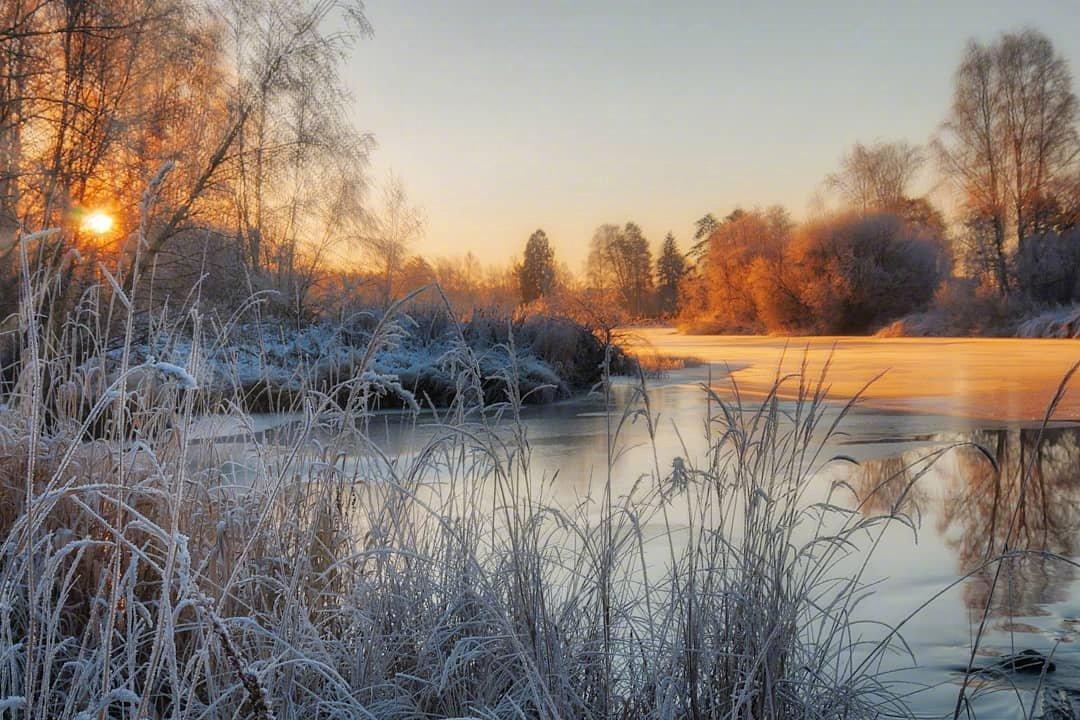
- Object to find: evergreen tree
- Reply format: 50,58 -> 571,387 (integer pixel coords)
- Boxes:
517,229 -> 557,303
689,213 -> 719,259
656,232 -> 687,316
619,222 -> 654,316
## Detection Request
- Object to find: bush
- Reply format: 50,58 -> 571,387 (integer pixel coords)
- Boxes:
767,213 -> 948,334
680,211 -> 948,336
1015,229 -> 1080,304
877,279 -> 1038,338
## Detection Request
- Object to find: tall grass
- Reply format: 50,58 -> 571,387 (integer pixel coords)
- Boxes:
1,226 -> 1075,718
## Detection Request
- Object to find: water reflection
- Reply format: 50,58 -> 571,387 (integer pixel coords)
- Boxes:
852,427 -> 1080,619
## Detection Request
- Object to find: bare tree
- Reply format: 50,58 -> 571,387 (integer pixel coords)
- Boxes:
586,222 -> 653,317
0,0 -> 373,324
360,175 -> 425,306
585,223 -> 620,292
825,140 -> 924,213
226,0 -> 372,277
935,37 -> 1008,293
0,0 -> 229,322
935,28 -> 1079,294
996,30 -> 1079,247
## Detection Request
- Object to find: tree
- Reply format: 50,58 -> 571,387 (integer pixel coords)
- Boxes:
935,29 -> 1079,295
0,0 -> 373,323
655,233 -> 686,317
586,222 -> 654,316
825,141 -> 924,213
777,213 -> 947,333
360,176 -> 426,306
586,223 -> 620,292
689,213 -> 719,259
1015,228 -> 1080,304
684,207 -> 791,332
516,229 -> 556,303
954,211 -> 1009,293
996,30 -> 1079,247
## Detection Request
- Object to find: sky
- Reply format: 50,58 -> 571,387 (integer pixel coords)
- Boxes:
343,1 -> 1080,271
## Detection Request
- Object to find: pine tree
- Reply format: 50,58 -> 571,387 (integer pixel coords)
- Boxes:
656,232 -> 687,316
689,213 -> 719,259
517,229 -> 556,303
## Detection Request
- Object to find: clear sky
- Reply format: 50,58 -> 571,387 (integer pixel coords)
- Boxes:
344,1 -> 1080,270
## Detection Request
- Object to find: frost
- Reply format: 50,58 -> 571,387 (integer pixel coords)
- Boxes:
0,697 -> 26,713
150,361 -> 198,390
97,313 -> 581,409
1017,304 -> 1080,339
73,688 -> 141,720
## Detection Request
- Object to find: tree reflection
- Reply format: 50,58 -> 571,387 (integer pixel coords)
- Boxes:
851,428 -> 1080,618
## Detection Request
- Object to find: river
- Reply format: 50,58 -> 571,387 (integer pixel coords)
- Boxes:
242,331 -> 1080,717
619,330 -> 1080,716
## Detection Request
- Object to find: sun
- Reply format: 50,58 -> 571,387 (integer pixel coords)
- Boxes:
81,210 -> 115,236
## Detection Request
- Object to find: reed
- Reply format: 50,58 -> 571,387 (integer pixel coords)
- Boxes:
0,230 -> 1073,719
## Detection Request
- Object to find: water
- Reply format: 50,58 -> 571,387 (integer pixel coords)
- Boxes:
244,333 -> 1080,716
623,333 -> 1080,716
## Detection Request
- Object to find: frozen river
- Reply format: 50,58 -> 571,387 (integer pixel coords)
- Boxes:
239,330 -> 1080,717
626,327 -> 1080,421
617,330 -> 1080,716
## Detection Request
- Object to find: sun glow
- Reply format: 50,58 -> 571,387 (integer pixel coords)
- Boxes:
81,210 -> 115,235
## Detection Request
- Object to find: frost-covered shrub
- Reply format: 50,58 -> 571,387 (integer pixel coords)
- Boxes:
877,277 -> 1050,338
84,308 -> 610,413
517,315 -> 609,389
773,212 -> 947,334
1017,304 -> 1080,338
1015,229 -> 1080,304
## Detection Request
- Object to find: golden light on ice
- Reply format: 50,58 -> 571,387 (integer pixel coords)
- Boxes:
81,210 -> 114,235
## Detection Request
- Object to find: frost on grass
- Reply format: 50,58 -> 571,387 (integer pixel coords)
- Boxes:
2,267 -> 926,719
88,311 -> 600,411
149,361 -> 199,390
1017,304 -> 1080,339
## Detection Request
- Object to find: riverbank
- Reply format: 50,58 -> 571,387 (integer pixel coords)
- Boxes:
66,311 -> 637,414
4,281 -> 1078,718
876,302 -> 1080,339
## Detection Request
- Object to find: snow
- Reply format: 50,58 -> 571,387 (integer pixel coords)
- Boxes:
98,314 -> 571,408
0,698 -> 26,713
1017,304 -> 1080,339
150,361 -> 198,390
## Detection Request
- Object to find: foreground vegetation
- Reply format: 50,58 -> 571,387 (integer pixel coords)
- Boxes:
1,6 -> 1078,713
2,243 -> 1077,719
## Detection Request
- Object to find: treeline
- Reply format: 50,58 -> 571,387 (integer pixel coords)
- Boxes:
682,29 -> 1080,335
3,9 -> 1079,341
511,28 -> 1080,337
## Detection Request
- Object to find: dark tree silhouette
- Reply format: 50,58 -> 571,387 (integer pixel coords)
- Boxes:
517,228 -> 557,303
655,233 -> 686,317
689,213 -> 719,259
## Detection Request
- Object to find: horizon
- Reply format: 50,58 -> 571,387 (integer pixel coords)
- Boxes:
347,1 -> 1080,270
5,4 -> 1080,718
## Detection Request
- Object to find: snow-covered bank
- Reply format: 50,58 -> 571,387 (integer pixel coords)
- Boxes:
1016,305 -> 1080,339
878,303 -> 1080,339
101,312 -> 630,411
